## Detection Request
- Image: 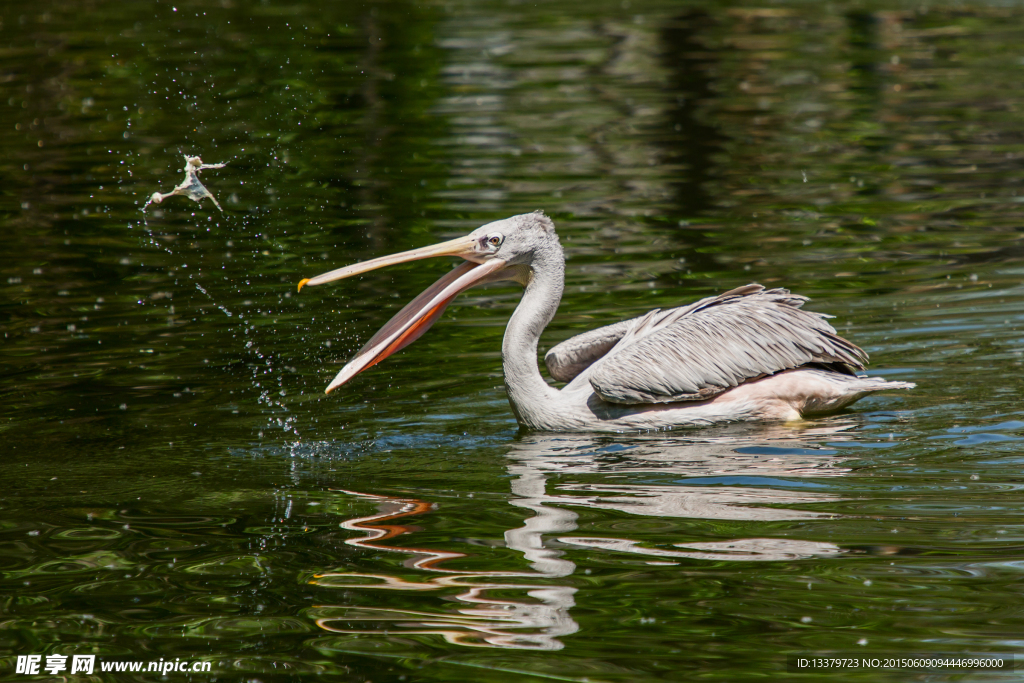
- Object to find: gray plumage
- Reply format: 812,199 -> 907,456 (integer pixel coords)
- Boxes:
547,284 -> 868,405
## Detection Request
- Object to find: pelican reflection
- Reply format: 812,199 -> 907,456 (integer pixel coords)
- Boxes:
311,488 -> 578,650
311,423 -> 857,650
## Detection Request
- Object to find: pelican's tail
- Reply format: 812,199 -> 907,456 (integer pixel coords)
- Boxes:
801,371 -> 915,415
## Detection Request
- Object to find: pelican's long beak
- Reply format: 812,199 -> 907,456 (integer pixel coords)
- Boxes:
298,235 -> 508,394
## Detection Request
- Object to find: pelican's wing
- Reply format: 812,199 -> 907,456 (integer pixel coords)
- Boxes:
544,318 -> 637,382
586,285 -> 868,404
546,284 -> 767,383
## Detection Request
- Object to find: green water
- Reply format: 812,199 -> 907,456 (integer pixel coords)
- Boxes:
3,1 -> 1024,680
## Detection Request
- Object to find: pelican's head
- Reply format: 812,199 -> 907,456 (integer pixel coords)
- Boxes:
299,211 -> 557,394
464,210 -> 558,267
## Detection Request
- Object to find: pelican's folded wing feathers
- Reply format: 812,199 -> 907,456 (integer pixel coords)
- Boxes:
544,318 -> 636,382
586,285 -> 868,404
545,284 -> 764,383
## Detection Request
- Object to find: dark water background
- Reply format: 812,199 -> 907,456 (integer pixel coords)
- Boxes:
3,1 -> 1024,680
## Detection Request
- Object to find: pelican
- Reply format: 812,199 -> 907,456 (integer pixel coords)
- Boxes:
298,211 -> 914,432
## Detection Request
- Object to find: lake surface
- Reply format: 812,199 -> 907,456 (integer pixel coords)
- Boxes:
3,1 -> 1024,680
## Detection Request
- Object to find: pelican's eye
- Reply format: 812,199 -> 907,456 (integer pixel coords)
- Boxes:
487,234 -> 503,248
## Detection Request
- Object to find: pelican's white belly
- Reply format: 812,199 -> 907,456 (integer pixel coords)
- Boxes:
515,368 -> 913,433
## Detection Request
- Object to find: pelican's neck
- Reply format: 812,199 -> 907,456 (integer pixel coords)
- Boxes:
502,244 -> 565,428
